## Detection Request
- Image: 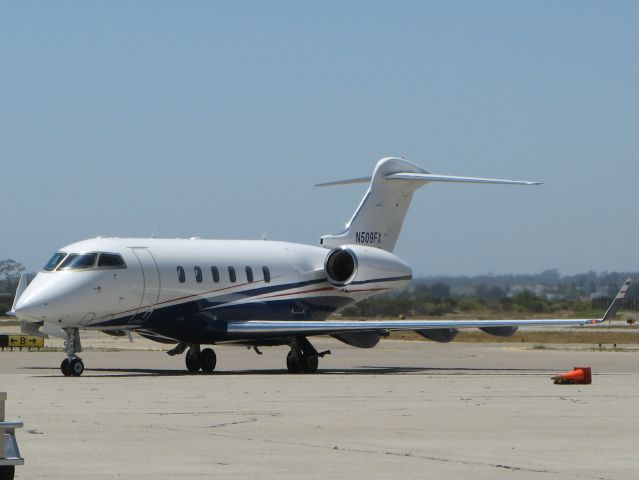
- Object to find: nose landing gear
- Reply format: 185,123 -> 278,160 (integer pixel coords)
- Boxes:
61,357 -> 84,377
60,328 -> 84,377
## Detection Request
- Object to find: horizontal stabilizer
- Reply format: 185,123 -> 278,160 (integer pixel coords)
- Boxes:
318,157 -> 542,251
315,176 -> 372,187
315,173 -> 541,188
385,172 -> 542,186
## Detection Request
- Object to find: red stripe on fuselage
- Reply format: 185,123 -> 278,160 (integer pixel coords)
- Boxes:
346,287 -> 392,293
261,287 -> 335,299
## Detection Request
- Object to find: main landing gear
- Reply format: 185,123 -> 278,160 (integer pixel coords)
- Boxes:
167,344 -> 217,373
0,466 -> 15,480
60,327 -> 84,377
167,338 -> 327,374
286,337 -> 330,374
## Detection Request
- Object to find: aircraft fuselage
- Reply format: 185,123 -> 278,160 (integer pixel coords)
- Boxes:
16,237 -> 412,344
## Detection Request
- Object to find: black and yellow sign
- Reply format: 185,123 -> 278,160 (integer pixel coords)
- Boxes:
0,335 -> 45,349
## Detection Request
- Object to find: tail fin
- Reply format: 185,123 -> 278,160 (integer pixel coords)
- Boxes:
318,157 -> 541,252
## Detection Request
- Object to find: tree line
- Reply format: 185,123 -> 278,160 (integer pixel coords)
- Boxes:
342,275 -> 639,318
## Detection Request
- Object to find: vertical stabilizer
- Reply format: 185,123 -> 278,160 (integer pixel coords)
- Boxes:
320,157 -> 428,252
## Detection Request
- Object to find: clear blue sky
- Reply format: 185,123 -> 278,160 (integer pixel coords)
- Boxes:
1,1 -> 637,275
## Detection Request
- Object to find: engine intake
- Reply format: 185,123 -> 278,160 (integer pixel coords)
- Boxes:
324,248 -> 357,286
323,245 -> 412,291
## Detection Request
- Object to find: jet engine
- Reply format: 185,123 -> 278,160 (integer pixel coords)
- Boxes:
323,245 -> 412,290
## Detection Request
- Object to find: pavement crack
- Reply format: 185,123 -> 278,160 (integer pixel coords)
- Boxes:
149,426 -> 603,478
208,417 -> 258,429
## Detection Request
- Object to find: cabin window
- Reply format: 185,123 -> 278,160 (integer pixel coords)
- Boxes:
211,266 -> 220,283
245,266 -> 254,283
228,266 -> 236,283
262,266 -> 271,283
98,253 -> 126,268
194,266 -> 203,283
58,253 -> 97,270
43,252 -> 67,271
177,266 -> 185,283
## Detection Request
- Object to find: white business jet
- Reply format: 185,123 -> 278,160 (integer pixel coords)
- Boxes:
8,157 -> 629,376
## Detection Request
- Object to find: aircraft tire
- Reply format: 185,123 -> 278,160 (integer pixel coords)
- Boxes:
60,358 -> 72,376
302,354 -> 319,374
286,350 -> 303,373
185,352 -> 201,373
199,348 -> 217,372
69,358 -> 84,377
0,465 -> 15,480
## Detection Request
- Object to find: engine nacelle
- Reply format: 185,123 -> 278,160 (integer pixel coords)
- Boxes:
324,245 -> 412,290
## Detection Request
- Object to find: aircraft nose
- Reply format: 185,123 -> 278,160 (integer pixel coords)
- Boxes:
14,296 -> 49,322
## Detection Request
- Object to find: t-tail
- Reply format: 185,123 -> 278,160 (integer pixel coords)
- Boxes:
317,157 -> 542,252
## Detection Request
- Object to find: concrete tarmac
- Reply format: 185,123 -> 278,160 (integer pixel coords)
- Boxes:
0,336 -> 637,479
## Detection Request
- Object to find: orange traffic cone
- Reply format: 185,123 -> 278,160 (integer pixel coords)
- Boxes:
551,366 -> 592,385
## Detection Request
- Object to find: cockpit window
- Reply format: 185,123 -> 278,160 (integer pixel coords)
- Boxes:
98,253 -> 126,268
43,252 -> 67,271
58,253 -> 97,270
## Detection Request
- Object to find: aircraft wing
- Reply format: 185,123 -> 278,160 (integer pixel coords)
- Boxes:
227,279 -> 630,337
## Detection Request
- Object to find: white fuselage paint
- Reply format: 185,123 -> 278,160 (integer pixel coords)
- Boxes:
15,237 -> 412,335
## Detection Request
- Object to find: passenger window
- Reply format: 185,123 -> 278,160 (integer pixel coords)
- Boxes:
228,266 -> 236,283
245,266 -> 254,283
43,252 -> 67,271
211,266 -> 220,283
177,266 -> 185,283
262,266 -> 271,283
98,253 -> 126,268
58,253 -> 97,270
194,266 -> 203,283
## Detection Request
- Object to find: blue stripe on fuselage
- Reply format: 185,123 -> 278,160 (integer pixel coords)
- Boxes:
91,277 -> 330,329
90,274 -> 408,342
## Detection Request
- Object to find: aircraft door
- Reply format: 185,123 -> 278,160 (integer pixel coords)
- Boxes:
130,248 -> 161,319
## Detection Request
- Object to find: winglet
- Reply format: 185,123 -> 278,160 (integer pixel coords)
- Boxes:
596,278 -> 632,323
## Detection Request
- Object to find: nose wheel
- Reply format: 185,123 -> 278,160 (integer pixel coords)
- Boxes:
60,328 -> 84,376
61,357 -> 84,377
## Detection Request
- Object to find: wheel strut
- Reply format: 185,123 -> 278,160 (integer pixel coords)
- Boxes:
286,337 -> 326,374
61,328 -> 84,377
